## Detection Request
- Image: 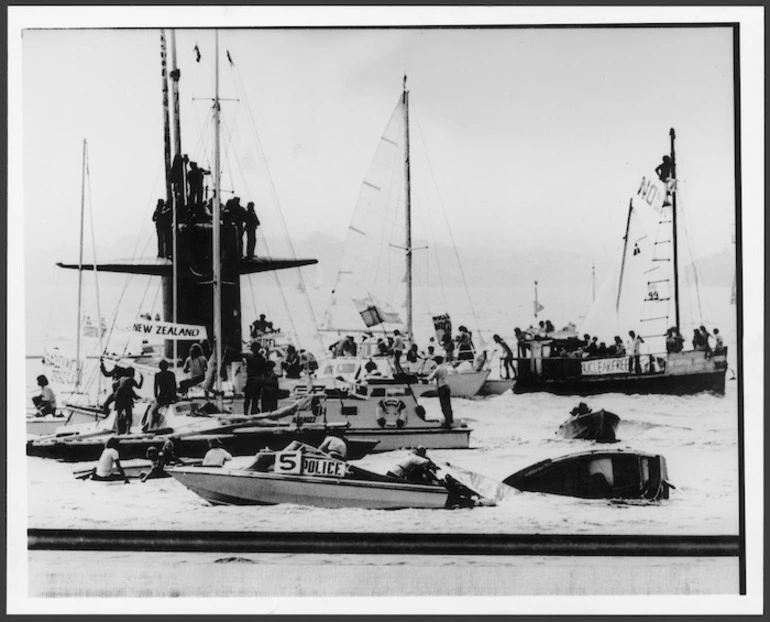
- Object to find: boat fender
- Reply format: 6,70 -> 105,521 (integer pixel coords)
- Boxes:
377,399 -> 407,428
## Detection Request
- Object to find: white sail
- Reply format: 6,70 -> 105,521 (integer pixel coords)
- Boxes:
582,173 -> 675,354
322,95 -> 409,333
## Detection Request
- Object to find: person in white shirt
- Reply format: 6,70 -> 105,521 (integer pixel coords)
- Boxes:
92,437 -> 130,483
627,330 -> 644,374
32,374 -> 57,416
386,446 -> 439,483
202,438 -> 233,467
713,328 -> 725,355
427,356 -> 453,428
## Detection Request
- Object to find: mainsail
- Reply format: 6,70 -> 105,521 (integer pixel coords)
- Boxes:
582,173 -> 676,354
322,95 -> 409,333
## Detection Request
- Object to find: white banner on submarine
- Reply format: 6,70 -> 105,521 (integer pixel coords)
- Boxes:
126,320 -> 208,340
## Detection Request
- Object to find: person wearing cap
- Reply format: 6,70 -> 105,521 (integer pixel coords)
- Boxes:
318,430 -> 348,461
386,446 -> 439,484
243,201 -> 260,258
202,438 -> 233,467
427,356 -> 453,428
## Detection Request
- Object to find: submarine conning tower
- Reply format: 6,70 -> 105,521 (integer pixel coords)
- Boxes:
57,209 -> 317,361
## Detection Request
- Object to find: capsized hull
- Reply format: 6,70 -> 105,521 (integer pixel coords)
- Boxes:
504,449 -> 670,501
168,467 -> 449,509
558,410 -> 620,443
412,370 -> 490,399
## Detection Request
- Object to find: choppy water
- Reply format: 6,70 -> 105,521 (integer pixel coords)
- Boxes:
25,284 -> 740,536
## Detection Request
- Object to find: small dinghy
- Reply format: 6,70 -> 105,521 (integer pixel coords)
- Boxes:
503,449 -> 672,501
169,443 -> 491,510
558,402 -> 620,443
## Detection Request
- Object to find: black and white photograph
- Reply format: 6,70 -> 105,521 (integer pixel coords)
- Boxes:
8,5 -> 763,615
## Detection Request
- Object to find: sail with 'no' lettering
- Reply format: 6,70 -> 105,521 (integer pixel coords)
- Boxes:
582,171 -> 684,354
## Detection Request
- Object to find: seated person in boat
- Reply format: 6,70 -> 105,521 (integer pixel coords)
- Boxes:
405,343 -> 421,365
386,446 -> 440,484
32,374 -> 57,417
455,326 -> 475,361
570,402 -> 592,417
202,438 -> 233,467
597,342 -> 608,357
140,446 -> 169,482
713,328 -> 725,355
544,319 -> 555,334
354,358 -> 381,381
318,430 -> 348,461
611,336 -> 626,357
179,343 -> 207,394
161,439 -> 180,465
250,314 -> 275,338
341,336 -> 358,357
281,344 -> 302,379
143,359 -> 177,431
91,437 -> 130,483
298,349 -> 318,375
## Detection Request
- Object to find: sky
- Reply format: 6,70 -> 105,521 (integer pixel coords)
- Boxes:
21,23 -> 738,266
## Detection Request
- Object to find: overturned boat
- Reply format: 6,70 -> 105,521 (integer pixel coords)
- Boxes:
503,449 -> 672,501
169,443 -> 487,509
557,403 -> 619,443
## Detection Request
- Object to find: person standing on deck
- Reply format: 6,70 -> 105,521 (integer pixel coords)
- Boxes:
187,161 -> 210,206
427,356 -> 453,429
144,360 -> 177,431
513,328 -> 529,357
179,344 -> 208,395
628,331 -> 644,374
243,201 -> 260,258
243,343 -> 267,415
114,368 -> 143,435
260,360 -> 280,414
493,334 -> 515,380
456,326 -> 474,361
152,199 -> 172,258
713,328 -> 725,355
392,330 -> 405,370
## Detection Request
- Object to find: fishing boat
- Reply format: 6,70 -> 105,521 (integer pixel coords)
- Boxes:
320,77 -> 489,398
168,443 -> 486,509
503,449 -> 672,501
513,129 -> 728,395
557,403 -> 619,443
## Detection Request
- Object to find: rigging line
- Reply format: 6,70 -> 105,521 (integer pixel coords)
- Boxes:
230,66 -> 322,343
413,103 -> 482,343
677,183 -> 704,322
84,144 -> 105,396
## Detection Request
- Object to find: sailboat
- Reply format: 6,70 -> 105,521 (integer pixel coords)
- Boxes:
513,129 -> 728,395
321,77 -> 489,399
28,30 -> 385,458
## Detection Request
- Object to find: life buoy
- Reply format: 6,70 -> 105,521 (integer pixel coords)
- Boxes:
376,399 -> 407,428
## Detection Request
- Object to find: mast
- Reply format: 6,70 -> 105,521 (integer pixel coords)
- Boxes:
534,280 -> 539,318
403,75 -> 413,343
160,31 -> 174,215
213,30 -> 223,406
169,29 -> 182,369
591,260 -> 596,302
669,127 -> 680,330
616,198 -> 633,311
75,139 -> 87,391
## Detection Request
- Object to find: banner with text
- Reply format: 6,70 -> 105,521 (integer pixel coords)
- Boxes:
581,357 -> 630,376
126,320 -> 208,341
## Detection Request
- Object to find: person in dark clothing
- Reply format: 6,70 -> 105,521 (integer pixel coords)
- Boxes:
513,327 -> 529,357
282,345 -> 302,379
586,337 -> 599,357
260,360 -> 280,414
597,342 -> 608,357
152,199 -> 172,258
100,358 -> 135,413
405,344 -> 421,364
243,201 -> 260,258
224,196 -> 246,257
187,161 -> 210,206
171,154 -> 186,204
243,344 -> 267,415
493,334 -> 515,380
655,155 -> 673,183
144,360 -> 177,431
114,368 -> 143,434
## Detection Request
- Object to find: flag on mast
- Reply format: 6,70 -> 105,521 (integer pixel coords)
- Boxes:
352,295 -> 401,328
534,280 -> 544,317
